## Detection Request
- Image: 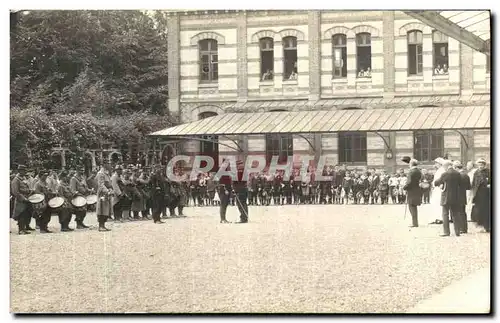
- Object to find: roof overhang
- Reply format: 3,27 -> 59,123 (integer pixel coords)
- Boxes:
404,10 -> 490,56
149,106 -> 490,138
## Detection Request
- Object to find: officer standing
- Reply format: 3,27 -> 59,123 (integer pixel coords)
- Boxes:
233,160 -> 249,224
218,161 -> 232,224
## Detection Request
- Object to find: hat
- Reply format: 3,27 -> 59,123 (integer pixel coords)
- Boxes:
17,165 -> 27,171
453,160 -> 462,168
410,158 -> 419,166
476,158 -> 487,165
401,156 -> 411,164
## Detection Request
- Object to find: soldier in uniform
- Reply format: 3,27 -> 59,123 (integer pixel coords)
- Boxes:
33,170 -> 55,233
130,168 -> 145,220
96,177 -> 114,232
57,171 -> 75,232
136,167 -> 151,220
378,170 -> 389,205
233,161 -> 249,223
282,174 -> 292,205
11,165 -> 35,234
218,161 -> 233,224
111,165 -> 124,222
149,166 -> 165,224
70,167 -> 90,229
177,170 -> 189,217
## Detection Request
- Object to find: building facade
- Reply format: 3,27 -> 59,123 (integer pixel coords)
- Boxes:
163,10 -> 490,171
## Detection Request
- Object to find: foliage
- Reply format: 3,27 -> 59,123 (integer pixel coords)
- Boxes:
10,10 -> 169,116
10,10 -> 174,169
10,107 -> 175,169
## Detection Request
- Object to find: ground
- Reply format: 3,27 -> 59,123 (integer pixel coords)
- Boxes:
10,204 -> 490,313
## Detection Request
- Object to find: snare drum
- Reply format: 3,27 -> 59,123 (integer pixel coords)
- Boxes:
48,197 -> 65,211
71,196 -> 87,209
86,194 -> 98,205
28,194 -> 46,214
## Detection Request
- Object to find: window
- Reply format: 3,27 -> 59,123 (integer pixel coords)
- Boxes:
199,112 -> 219,172
413,130 -> 444,162
408,30 -> 423,76
338,132 -> 367,163
332,34 -> 347,78
199,39 -> 218,82
260,37 -> 274,81
356,33 -> 372,77
283,36 -> 298,81
432,31 -> 449,75
265,134 -> 294,166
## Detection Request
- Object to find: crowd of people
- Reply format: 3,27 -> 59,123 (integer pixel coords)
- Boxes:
10,157 -> 490,235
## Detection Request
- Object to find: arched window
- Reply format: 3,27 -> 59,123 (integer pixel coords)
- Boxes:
432,31 -> 449,75
282,36 -> 298,81
407,30 -> 423,76
199,39 -> 218,82
356,33 -> 372,77
332,34 -> 347,78
266,109 -> 293,166
199,111 -> 219,172
260,37 -> 274,81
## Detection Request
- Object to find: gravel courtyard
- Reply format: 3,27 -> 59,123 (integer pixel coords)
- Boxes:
10,204 -> 490,313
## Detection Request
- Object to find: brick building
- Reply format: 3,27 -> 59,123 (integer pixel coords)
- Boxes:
153,10 -> 490,172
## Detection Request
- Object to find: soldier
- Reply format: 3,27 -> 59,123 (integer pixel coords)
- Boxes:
177,170 -> 189,217
129,168 -> 145,220
57,171 -> 75,232
136,167 -> 151,220
33,170 -> 55,233
96,178 -> 114,231
378,170 -> 389,205
282,173 -> 292,205
149,166 -> 165,224
233,161 -> 249,223
70,167 -> 90,229
111,165 -> 124,222
218,161 -> 233,224
206,172 -> 217,206
11,165 -> 35,234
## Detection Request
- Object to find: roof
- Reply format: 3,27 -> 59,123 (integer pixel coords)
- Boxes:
439,11 -> 490,41
150,105 -> 490,137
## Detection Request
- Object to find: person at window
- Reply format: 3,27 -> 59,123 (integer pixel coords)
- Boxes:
261,69 -> 273,81
364,67 -> 371,77
442,64 -> 448,74
288,70 -> 298,80
434,64 -> 442,75
358,69 -> 365,77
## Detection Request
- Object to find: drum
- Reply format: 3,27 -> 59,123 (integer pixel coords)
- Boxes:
48,197 -> 65,210
29,194 -> 47,213
86,194 -> 98,205
71,196 -> 87,208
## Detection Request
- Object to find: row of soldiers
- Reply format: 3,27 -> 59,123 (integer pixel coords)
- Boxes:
10,163 -> 192,234
187,167 -> 436,207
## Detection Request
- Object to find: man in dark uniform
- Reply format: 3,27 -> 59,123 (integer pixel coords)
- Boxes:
249,173 -> 258,205
273,171 -> 283,205
70,167 -> 90,228
11,165 -> 35,234
402,158 -> 423,228
233,160 -> 249,223
453,161 -> 471,234
369,168 -> 380,204
149,166 -> 165,224
33,170 -> 55,233
472,158 -> 490,233
218,162 -> 233,224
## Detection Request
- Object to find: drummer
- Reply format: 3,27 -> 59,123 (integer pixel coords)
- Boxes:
57,171 -> 75,232
70,167 -> 91,229
34,170 -> 55,233
11,165 -> 35,234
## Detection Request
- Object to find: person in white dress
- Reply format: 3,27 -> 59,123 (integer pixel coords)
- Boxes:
429,157 -> 447,224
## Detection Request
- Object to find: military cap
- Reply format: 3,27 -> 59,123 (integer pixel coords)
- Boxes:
476,158 -> 486,165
